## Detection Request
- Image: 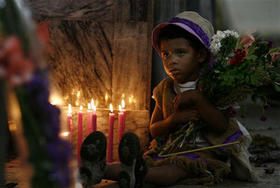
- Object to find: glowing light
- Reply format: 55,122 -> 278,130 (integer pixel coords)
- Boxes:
88,103 -> 91,111
68,104 -> 72,115
75,101 -> 79,106
129,95 -> 134,104
122,93 -> 125,98
119,105 -> 122,111
105,93 -> 108,102
121,99 -> 125,109
109,103 -> 113,113
80,105 -> 83,111
50,94 -> 63,105
91,99 -> 96,112
60,131 -> 69,137
77,91 -> 81,98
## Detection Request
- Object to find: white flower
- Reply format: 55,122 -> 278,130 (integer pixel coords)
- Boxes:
210,30 -> 239,55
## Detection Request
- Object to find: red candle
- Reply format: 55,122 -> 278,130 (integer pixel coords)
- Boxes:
107,103 -> 115,163
67,104 -> 73,143
91,99 -> 97,132
118,105 -> 124,145
86,103 -> 92,136
77,106 -> 83,166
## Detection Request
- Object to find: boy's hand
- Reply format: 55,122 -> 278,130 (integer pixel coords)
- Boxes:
144,139 -> 158,156
169,109 -> 199,125
173,90 -> 204,110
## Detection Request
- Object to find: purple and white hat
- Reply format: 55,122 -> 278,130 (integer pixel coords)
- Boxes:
152,11 -> 214,55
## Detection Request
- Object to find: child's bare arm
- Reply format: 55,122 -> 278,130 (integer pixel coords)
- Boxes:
150,104 -> 199,137
173,90 -> 228,134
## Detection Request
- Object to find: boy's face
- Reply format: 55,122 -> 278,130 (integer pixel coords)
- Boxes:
160,38 -> 205,84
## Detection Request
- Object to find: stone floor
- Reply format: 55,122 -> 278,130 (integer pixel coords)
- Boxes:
5,99 -> 280,188
92,162 -> 280,187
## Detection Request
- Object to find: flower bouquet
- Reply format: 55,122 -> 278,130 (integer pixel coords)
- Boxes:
200,30 -> 280,111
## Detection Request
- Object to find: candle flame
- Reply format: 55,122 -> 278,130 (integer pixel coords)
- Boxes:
109,103 -> 113,113
77,91 -> 81,98
121,99 -> 125,109
60,131 -> 69,137
92,104 -> 96,112
105,93 -> 108,102
91,99 -> 96,112
91,98 -> 95,106
68,104 -> 72,115
80,105 -> 83,111
119,105 -> 122,111
88,103 -> 91,111
75,101 -> 79,106
122,93 -> 125,98
50,95 -> 63,105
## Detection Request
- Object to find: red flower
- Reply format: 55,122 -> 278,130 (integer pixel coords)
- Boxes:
270,51 -> 280,62
240,35 -> 255,49
0,36 -> 23,59
36,22 -> 50,52
228,49 -> 246,66
0,36 -> 34,86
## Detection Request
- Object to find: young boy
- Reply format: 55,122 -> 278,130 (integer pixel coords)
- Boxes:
79,11 -> 258,188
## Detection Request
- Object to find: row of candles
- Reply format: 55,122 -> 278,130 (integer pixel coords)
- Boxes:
67,99 -> 126,165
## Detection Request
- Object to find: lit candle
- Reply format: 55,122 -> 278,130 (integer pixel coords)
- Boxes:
86,103 -> 92,136
77,105 -> 83,166
67,104 -> 73,143
118,105 -> 124,145
107,103 -> 115,163
91,99 -> 97,132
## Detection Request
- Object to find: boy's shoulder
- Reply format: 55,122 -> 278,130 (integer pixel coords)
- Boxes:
152,77 -> 173,103
154,77 -> 173,91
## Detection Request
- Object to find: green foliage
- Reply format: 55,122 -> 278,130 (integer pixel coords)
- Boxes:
200,31 -> 280,108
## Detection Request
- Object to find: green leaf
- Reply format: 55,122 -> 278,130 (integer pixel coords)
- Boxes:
274,83 -> 280,92
269,47 -> 280,53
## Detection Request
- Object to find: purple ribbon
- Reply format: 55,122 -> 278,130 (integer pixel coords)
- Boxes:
169,17 -> 210,48
219,130 -> 243,149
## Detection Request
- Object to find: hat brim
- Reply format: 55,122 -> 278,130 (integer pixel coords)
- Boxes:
152,22 -> 208,56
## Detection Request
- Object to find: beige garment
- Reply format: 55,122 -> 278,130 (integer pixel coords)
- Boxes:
150,77 -> 258,183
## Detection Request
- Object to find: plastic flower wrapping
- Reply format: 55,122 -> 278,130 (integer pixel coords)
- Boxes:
199,30 -> 280,110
